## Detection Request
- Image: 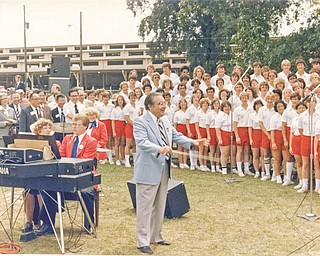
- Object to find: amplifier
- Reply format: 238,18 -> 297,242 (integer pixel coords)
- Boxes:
0,148 -> 43,163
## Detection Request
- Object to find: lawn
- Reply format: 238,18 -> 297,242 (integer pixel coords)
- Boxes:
1,163 -> 320,255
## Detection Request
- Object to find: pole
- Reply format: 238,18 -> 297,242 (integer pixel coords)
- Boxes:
80,12 -> 83,89
23,5 -> 28,89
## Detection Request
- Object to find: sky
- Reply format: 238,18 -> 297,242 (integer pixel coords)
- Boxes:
0,0 -> 145,48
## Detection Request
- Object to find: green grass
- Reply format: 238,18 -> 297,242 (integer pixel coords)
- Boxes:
2,164 -> 320,255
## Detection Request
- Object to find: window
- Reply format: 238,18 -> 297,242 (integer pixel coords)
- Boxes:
108,61 -> 123,65
110,45 -> 123,49
9,49 -> 21,53
127,60 -> 143,65
125,44 -> 139,49
41,47 -> 53,52
0,56 -> 9,60
89,53 -> 104,57
128,51 -> 144,56
106,52 -> 120,57
89,45 -> 102,50
83,62 -> 99,66
56,47 -> 67,51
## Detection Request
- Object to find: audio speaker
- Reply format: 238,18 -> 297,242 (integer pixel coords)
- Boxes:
50,57 -> 70,77
127,179 -> 190,219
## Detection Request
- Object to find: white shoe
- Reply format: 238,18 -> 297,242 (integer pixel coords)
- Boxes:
125,163 -> 131,168
171,163 -> 178,168
99,159 -> 107,165
179,164 -> 185,169
254,172 -> 260,178
294,183 -> 303,190
276,176 -> 283,184
115,160 -> 121,166
184,164 -> 189,169
109,160 -> 114,165
282,180 -> 294,186
190,165 -> 195,171
195,164 -> 201,170
232,169 -> 238,174
271,175 -> 277,182
315,187 -> 320,194
200,165 -> 206,171
297,186 -> 308,193
261,175 -> 270,181
222,169 -> 227,175
121,160 -> 126,165
216,167 -> 222,173
211,166 -> 216,173
244,170 -> 254,176
238,171 -> 245,177
205,166 -> 210,172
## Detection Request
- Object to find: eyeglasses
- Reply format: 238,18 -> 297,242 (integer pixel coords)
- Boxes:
71,123 -> 84,127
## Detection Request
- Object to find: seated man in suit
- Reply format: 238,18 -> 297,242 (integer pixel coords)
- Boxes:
35,114 -> 98,236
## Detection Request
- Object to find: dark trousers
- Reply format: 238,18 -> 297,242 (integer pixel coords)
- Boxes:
39,187 -> 95,229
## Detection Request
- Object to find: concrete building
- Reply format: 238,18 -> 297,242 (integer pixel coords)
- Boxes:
0,42 -> 189,91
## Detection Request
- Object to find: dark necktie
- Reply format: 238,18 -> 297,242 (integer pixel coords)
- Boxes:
89,120 -> 97,129
157,118 -> 169,160
74,104 -> 79,114
36,108 -> 41,119
60,108 -> 65,122
15,105 -> 20,117
71,136 -> 79,158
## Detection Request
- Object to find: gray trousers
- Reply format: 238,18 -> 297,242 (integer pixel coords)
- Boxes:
136,161 -> 169,247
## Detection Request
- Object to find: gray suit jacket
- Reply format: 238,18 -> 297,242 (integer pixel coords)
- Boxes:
19,105 -> 38,132
0,107 -> 17,138
133,111 -> 192,185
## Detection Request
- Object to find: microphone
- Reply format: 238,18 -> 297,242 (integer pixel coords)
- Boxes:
301,93 -> 313,103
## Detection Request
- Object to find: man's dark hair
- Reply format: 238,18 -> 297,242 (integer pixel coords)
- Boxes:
144,92 -> 162,111
56,94 -> 66,101
68,88 -> 79,96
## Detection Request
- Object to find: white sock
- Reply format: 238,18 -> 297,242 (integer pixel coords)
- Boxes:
286,162 -> 294,181
107,151 -> 112,161
264,158 -> 270,176
211,165 -> 215,171
261,171 -> 266,177
189,151 -> 194,166
316,179 -> 320,190
237,162 -> 242,172
244,162 -> 250,172
302,179 -> 308,187
216,165 -> 221,172
194,151 -> 199,166
132,153 -> 136,162
125,154 -> 130,164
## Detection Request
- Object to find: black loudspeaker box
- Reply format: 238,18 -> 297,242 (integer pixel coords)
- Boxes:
127,179 -> 190,219
50,57 -> 70,77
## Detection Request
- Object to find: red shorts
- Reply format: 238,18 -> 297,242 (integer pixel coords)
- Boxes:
221,130 -> 235,146
251,129 -> 262,149
292,135 -> 301,155
209,128 -> 218,146
285,126 -> 290,143
115,120 -> 126,137
261,132 -> 270,149
197,127 -> 207,139
301,135 -> 314,156
236,127 -> 249,146
188,123 -> 197,139
271,130 -> 285,151
125,123 -> 134,139
101,119 -> 112,137
176,124 -> 188,136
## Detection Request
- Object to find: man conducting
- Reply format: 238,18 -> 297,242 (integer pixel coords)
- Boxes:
133,92 -> 207,254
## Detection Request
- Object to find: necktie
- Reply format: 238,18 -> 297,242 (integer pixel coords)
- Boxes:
74,104 -> 79,114
36,108 -> 41,119
89,120 -> 97,129
157,118 -> 169,160
71,136 -> 79,158
15,106 -> 20,117
60,108 -> 65,122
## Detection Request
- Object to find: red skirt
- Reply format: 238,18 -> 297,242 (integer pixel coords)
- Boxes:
209,128 -> 218,146
176,124 -> 188,136
115,120 -> 126,137
188,123 -> 197,139
271,130 -> 285,151
292,135 -> 301,155
261,132 -> 270,149
251,129 -> 262,149
125,123 -> 134,139
221,130 -> 235,146
197,127 -> 207,139
236,127 -> 249,146
301,135 -> 313,157
101,119 -> 112,137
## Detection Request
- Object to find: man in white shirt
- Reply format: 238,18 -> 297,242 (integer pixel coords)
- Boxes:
210,64 -> 231,87
63,88 -> 85,123
160,62 -> 179,87
250,61 -> 265,84
295,59 -> 311,86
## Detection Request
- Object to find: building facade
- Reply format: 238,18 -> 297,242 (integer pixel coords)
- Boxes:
0,42 -> 189,91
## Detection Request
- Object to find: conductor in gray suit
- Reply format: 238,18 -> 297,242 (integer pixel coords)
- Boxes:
133,92 -> 207,254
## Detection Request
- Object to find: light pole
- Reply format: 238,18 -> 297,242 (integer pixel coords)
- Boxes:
80,12 -> 83,89
23,5 -> 28,89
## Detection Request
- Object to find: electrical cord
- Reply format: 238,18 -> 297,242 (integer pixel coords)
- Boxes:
0,241 -> 21,254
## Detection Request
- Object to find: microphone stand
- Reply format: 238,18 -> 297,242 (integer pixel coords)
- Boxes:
225,64 -> 252,183
298,83 -> 320,221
